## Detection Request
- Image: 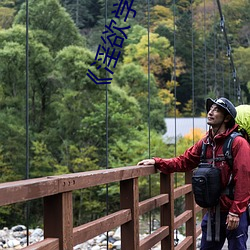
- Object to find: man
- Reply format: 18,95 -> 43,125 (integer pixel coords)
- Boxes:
138,97 -> 250,250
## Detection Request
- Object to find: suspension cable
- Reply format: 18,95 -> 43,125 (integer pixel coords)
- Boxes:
25,0 -> 30,245
203,0 -> 207,98
218,33 -> 225,96
147,0 -> 152,234
191,0 -> 195,144
173,1 -> 177,159
172,0 -> 179,245
213,0 -> 217,94
216,0 -> 242,104
105,0 -> 109,248
147,1 -> 151,160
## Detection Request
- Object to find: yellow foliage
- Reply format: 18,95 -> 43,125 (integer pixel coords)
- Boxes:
158,88 -> 175,105
124,32 -> 173,76
226,0 -> 248,8
155,19 -> 174,30
194,0 -> 247,32
200,112 -> 207,118
166,80 -> 180,91
183,99 -> 193,115
0,7 -> 14,29
174,57 -> 186,77
150,5 -> 174,31
184,128 -> 205,142
152,5 -> 173,19
166,105 -> 181,117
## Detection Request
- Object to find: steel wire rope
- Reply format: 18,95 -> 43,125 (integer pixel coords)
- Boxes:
218,33 -> 225,96
25,0 -> 30,245
203,0 -> 207,98
147,0 -> 152,234
213,0 -> 218,95
203,0 -> 210,141
172,0 -> 177,184
189,0 -> 197,243
104,0 -> 109,248
191,0 -> 195,145
215,0 -> 242,104
172,0 -> 179,245
228,64 -> 231,100
217,15 -> 226,96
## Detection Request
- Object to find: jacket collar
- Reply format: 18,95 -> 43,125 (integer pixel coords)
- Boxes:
207,124 -> 239,143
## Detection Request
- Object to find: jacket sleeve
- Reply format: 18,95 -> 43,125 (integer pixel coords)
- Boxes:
229,136 -> 250,215
153,140 -> 203,174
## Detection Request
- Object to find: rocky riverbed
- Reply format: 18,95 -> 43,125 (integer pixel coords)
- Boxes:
0,225 -> 187,249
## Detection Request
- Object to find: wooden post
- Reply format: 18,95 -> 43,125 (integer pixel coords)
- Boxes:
44,192 -> 73,250
161,173 -> 174,250
120,178 -> 139,250
185,171 -> 196,250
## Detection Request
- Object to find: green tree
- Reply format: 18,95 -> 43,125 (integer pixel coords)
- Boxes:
0,112 -> 26,180
124,31 -> 176,81
0,24 -> 56,140
0,38 -> 27,180
0,25 -> 55,132
114,62 -> 166,132
234,46 -> 250,102
61,0 -> 102,29
30,141 -> 57,177
14,0 -> 84,52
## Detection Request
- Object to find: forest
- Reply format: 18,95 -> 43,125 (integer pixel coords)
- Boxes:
0,0 -> 249,228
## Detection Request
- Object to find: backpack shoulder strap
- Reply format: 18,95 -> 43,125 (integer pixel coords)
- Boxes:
200,141 -> 208,163
223,132 -> 242,169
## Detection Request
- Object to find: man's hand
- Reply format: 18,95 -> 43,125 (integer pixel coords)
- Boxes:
137,159 -> 155,166
226,213 -> 240,230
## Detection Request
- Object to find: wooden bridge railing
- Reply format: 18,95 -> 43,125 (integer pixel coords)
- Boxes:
0,165 -> 203,250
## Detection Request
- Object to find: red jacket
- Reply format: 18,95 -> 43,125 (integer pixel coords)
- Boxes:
154,124 -> 250,216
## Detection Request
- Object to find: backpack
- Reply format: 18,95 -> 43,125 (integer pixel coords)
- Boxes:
192,131 -> 241,208
235,105 -> 250,142
192,162 -> 221,208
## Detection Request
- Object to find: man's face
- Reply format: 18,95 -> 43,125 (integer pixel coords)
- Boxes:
207,104 -> 226,127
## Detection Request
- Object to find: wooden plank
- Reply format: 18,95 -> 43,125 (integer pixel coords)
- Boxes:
73,209 -> 131,245
196,226 -> 202,237
161,173 -> 174,250
175,236 -> 193,250
0,165 -> 156,206
44,192 -> 73,250
57,165 -> 156,192
139,226 -> 169,250
139,194 -> 169,215
174,210 -> 192,229
174,184 -> 192,199
120,178 -> 140,250
22,238 -> 59,250
0,177 -> 59,206
185,171 -> 196,250
195,204 -> 203,213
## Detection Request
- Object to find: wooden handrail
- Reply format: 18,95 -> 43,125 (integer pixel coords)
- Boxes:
0,165 -> 203,250
73,209 -> 131,245
0,165 -> 155,206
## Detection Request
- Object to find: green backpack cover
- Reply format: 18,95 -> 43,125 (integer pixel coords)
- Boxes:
235,105 -> 250,140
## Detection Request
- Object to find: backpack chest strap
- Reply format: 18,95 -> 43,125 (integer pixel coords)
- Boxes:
202,157 -> 226,163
